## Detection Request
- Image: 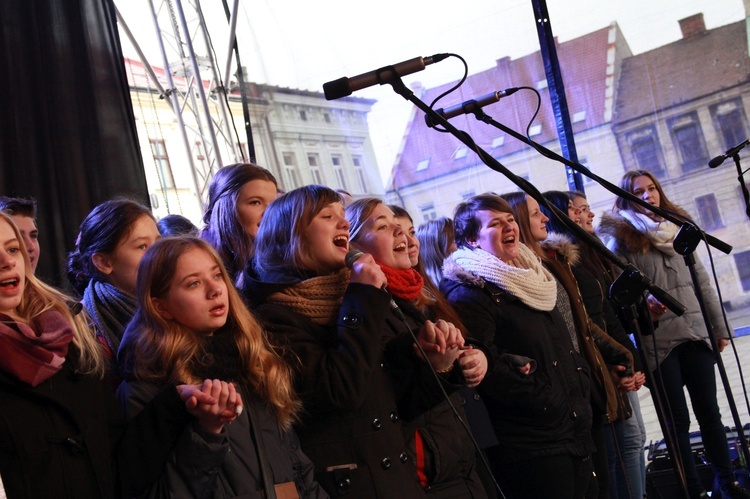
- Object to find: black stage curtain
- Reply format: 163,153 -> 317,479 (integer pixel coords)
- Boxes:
0,0 -> 148,288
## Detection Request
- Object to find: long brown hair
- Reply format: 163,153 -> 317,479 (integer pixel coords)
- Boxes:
1,213 -> 105,376
499,192 -> 548,261
122,236 -> 300,429
614,169 -> 690,220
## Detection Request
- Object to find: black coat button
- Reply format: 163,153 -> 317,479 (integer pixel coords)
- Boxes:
336,477 -> 351,492
342,314 -> 360,326
473,393 -> 481,401
372,418 -> 382,430
381,457 -> 391,469
389,412 -> 399,423
64,437 -> 84,455
400,452 -> 408,463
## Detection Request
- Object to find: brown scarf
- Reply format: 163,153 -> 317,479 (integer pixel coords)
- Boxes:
0,310 -> 74,386
266,269 -> 350,325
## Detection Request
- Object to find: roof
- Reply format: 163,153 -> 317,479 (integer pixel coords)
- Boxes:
388,24 -> 619,192
613,20 -> 750,125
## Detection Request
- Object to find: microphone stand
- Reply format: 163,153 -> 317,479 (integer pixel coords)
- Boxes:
469,108 -> 750,481
378,73 -> 694,495
732,153 -> 750,220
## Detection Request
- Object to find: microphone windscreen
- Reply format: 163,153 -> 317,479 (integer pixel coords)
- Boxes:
708,155 -> 725,169
345,249 -> 365,269
323,77 -> 352,100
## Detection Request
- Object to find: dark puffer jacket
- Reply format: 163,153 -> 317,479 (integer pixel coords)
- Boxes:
440,263 -> 595,464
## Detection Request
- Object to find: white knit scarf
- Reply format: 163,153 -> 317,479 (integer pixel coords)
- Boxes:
448,244 -> 557,311
620,210 -> 679,255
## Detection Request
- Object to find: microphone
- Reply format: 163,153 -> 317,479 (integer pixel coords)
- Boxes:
708,138 -> 750,168
425,88 -> 520,127
345,249 -> 365,269
323,53 -> 450,100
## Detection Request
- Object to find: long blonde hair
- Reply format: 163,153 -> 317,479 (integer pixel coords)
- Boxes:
122,237 -> 300,429
0,213 -> 105,376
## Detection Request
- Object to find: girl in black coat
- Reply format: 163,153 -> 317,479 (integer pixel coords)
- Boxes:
440,194 -> 596,499
0,212 -> 218,499
118,236 -> 325,498
243,185 -> 464,498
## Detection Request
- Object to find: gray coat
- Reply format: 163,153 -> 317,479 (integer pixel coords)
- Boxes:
598,211 -> 731,372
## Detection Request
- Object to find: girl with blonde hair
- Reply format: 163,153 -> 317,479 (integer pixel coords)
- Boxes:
0,213 -> 218,498
118,236 -> 324,498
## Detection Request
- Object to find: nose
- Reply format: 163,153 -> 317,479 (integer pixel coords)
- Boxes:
0,250 -> 15,269
394,224 -> 404,236
541,213 -> 549,223
337,215 -> 350,230
207,281 -> 223,298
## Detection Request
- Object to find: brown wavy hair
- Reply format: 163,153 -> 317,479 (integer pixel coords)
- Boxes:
122,236 -> 300,429
614,169 -> 690,220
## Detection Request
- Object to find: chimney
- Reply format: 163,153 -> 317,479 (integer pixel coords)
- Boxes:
679,13 -> 706,40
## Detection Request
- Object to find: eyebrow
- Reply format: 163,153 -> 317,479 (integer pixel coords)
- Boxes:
178,264 -> 221,284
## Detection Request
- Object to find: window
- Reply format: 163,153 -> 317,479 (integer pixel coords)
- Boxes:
299,110 -> 307,121
572,110 -> 587,123
694,194 -> 723,230
356,167 -> 368,193
283,152 -> 296,166
352,155 -> 362,167
308,153 -> 319,167
286,167 -> 301,189
311,166 -> 323,184
335,167 -> 347,190
416,158 -> 430,171
331,154 -> 343,167
711,99 -> 747,150
324,113 -> 331,123
492,136 -> 505,148
420,203 -> 437,221
454,146 -> 468,159
149,139 -> 175,189
536,79 -> 548,90
628,126 -> 665,177
461,190 -> 476,200
734,250 -> 750,292
529,124 -> 542,136
669,112 -> 708,172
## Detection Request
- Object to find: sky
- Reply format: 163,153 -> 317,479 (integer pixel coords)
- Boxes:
115,0 -> 746,185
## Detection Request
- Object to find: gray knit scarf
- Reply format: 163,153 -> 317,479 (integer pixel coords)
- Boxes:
83,280 -> 136,354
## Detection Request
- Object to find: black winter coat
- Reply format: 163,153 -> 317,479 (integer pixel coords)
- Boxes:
440,267 -> 595,464
245,277 -> 429,498
0,352 -> 191,499
387,297 -> 488,499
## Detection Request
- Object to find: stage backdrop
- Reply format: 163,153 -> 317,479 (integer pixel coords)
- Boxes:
0,0 -> 148,287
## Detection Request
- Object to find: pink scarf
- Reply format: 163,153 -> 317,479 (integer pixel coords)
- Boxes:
0,310 -> 74,386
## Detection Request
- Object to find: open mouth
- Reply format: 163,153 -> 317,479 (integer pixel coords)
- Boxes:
0,278 -> 19,288
209,304 -> 226,315
333,235 -> 348,248
394,242 -> 407,252
502,236 -> 515,244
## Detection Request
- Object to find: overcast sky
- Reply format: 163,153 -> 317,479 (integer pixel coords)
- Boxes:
116,0 -> 746,184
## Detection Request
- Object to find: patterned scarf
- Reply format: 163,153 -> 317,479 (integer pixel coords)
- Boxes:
266,268 -> 350,325
378,264 -> 423,301
0,310 -> 74,386
620,210 -> 679,256
447,244 -> 557,311
83,279 -> 136,354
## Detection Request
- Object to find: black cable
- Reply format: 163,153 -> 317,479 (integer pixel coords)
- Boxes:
389,301 -> 506,498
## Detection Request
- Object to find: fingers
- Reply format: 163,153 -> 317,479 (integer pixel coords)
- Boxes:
349,253 -> 388,288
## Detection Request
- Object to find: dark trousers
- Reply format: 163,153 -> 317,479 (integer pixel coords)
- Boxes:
653,340 -> 735,496
490,452 -> 595,499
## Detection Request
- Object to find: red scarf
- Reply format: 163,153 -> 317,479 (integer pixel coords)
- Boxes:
378,263 -> 424,301
0,310 -> 73,387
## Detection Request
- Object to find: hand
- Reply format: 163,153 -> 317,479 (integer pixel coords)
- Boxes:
633,371 -> 646,390
518,363 -> 532,376
348,252 -> 388,288
458,347 -> 488,388
179,379 -> 243,434
646,294 -> 667,321
717,338 -> 730,353
415,319 -> 464,372
610,365 -> 636,391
